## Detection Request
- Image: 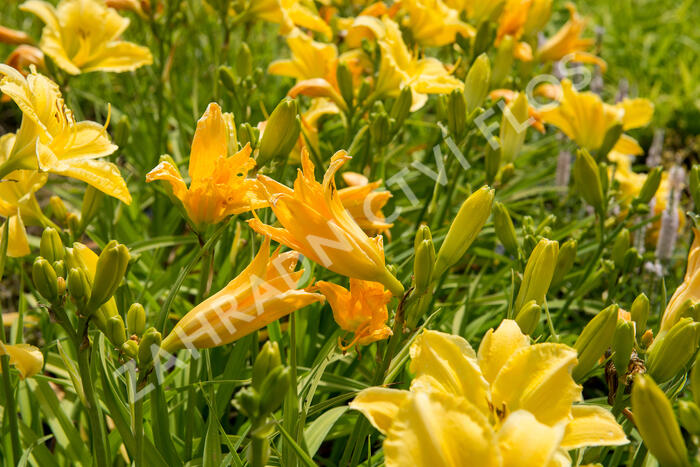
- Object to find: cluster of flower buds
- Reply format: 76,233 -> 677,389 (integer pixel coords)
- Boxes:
513,238 -> 559,334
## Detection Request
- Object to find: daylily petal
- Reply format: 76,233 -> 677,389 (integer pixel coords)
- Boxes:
560,405 -> 628,450
477,319 -> 530,384
497,410 -> 565,467
81,41 -> 153,73
618,98 -> 654,131
1,213 -> 31,257
20,0 -> 60,31
349,387 -> 410,434
612,134 -> 643,156
0,342 -> 43,378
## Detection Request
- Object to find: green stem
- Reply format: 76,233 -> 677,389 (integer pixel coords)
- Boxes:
0,355 -> 20,464
251,435 -> 267,467
76,334 -> 109,467
132,377 -> 144,467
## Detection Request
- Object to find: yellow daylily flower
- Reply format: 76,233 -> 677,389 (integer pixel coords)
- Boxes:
0,342 -> 43,379
247,0 -> 332,37
0,65 -> 131,204
146,103 -> 267,230
247,149 -> 404,296
660,228 -> 700,332
352,321 -> 628,466
496,0 -> 535,61
400,0 -> 474,47
372,16 -> 463,111
539,79 -> 654,155
268,28 -> 338,83
161,237 -> 324,352
20,0 -> 152,75
0,133 -> 47,257
537,4 -> 606,70
338,172 -> 393,235
315,278 -> 392,349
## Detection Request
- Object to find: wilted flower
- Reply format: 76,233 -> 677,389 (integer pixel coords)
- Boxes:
248,149 -> 404,296
316,278 -> 392,350
146,103 -> 267,230
20,0 -> 153,75
161,237 -> 324,352
0,65 -> 131,204
400,0 -> 474,47
0,342 -> 43,379
351,321 -> 628,466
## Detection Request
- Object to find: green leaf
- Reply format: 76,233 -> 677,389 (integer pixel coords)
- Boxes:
304,406 -> 348,457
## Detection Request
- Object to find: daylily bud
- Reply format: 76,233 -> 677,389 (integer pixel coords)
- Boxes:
523,0 -> 552,36
646,318 -> 700,383
337,62 -> 354,109
472,21 -> 492,57
641,329 -> 654,348
551,239 -> 576,287
390,87 -> 412,132
252,341 -> 282,391
514,239 -> 559,314
67,213 -> 81,235
515,300 -> 541,335
258,366 -> 291,415
49,196 -> 68,224
32,257 -> 58,302
630,293 -> 649,335
121,339 -> 138,359
234,387 -> 260,419
678,401 -> 700,435
485,145 -> 501,185
612,320 -> 634,378
631,374 -> 689,467
235,43 -> 252,78
370,107 -> 391,147
612,229 -> 630,269
464,54 -> 491,113
138,327 -> 162,369
112,114 -> 131,148
689,165 -> 700,208
357,80 -> 371,105
67,267 -> 90,304
80,186 -> 104,232
87,241 -> 130,314
238,123 -> 258,149
491,35 -> 514,88
218,65 -> 237,93
56,276 -> 66,295
499,92 -> 529,162
434,186 -> 494,278
257,98 -> 300,168
127,303 -> 146,336
573,305 -> 618,381
492,202 -> 519,256
40,227 -> 64,263
636,167 -> 663,205
500,162 -> 515,184
574,149 -> 605,214
107,316 -> 127,347
596,123 -> 623,160
413,226 -> 435,294
622,247 -> 640,273
405,294 -> 432,329
447,89 -> 467,141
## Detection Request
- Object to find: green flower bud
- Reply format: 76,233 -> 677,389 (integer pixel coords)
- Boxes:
127,303 -> 146,336
252,341 -> 282,391
491,35 -> 514,88
257,98 -> 300,168
390,87 -> 412,132
49,196 -> 68,223
32,257 -> 58,302
112,114 -> 131,148
238,122 -> 258,150
515,300 -> 541,335
500,162 -> 515,184
336,62 -> 354,109
574,149 -> 605,214
572,305 -> 618,381
370,105 -> 391,147
485,145 -> 501,185
678,401 -> 700,435
52,260 -> 65,278
233,387 -> 260,419
121,339 -> 138,359
40,227 -> 64,263
596,123 -> 623,160
464,54 -> 491,114
622,247 -> 639,273
636,167 -> 663,205
647,318 -> 700,383
80,186 -> 104,233
598,162 -> 609,196
612,320 -> 634,378
499,92 -> 529,162
472,21 -> 492,57
218,65 -> 237,93
405,294 -> 432,329
630,293 -> 650,335
631,374 -> 690,467
67,213 -> 81,236
447,89 -> 467,141
514,239 -> 559,314
611,229 -> 630,269
258,366 -> 291,415
551,239 -> 576,287
434,186 -> 495,278
87,241 -> 130,314
107,316 -> 127,347
138,327 -> 162,370
689,165 -> 700,208
413,225 -> 435,293
492,202 -> 519,256
56,276 -> 66,296
67,267 -> 90,307
235,43 -> 252,78
357,80 -> 371,105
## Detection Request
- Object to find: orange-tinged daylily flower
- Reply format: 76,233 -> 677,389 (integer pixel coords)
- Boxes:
5,45 -> 45,76
496,0 -> 534,61
316,278 -> 392,349
248,149 -> 404,296
351,321 -> 628,466
539,79 -> 654,155
20,0 -> 153,75
339,172 -> 393,235
248,0 -> 332,37
490,89 -> 545,133
0,25 -> 34,45
537,3 -> 606,70
660,228 -> 700,332
0,342 -> 43,379
0,65 -> 131,204
0,133 -> 48,257
161,237 -> 324,352
146,103 -> 267,230
400,0 -> 474,47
